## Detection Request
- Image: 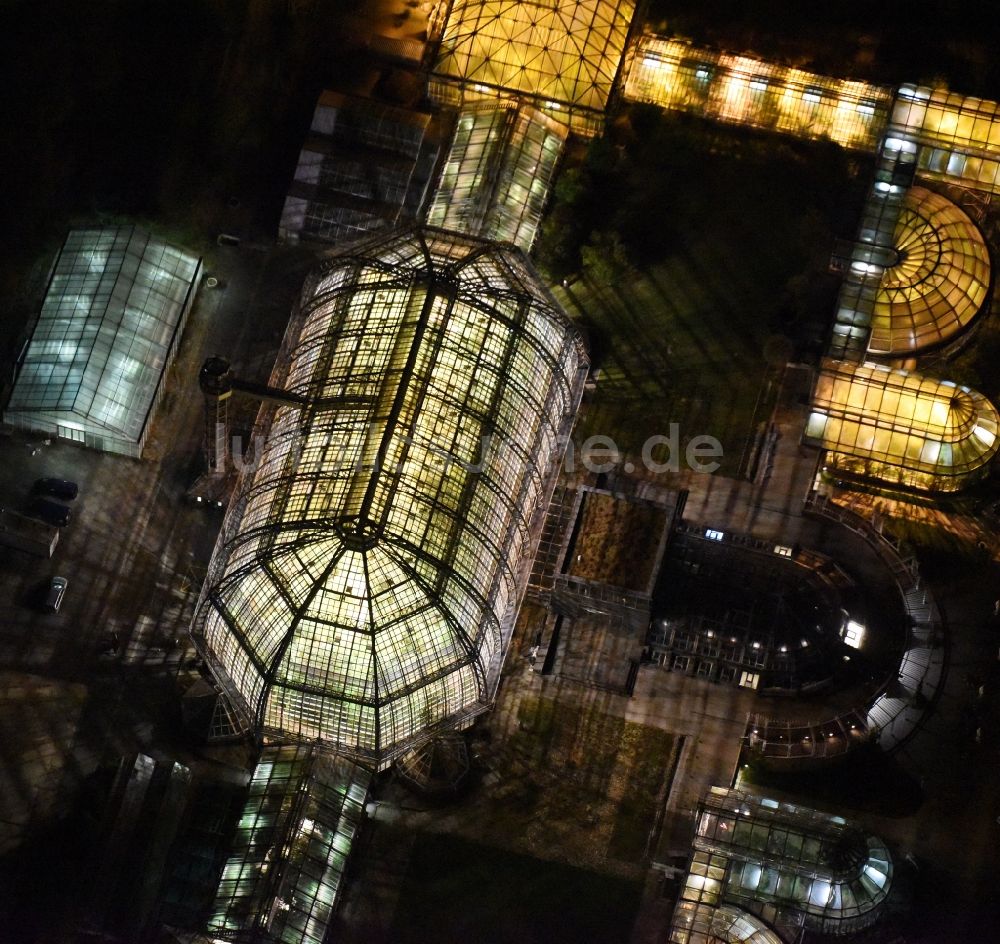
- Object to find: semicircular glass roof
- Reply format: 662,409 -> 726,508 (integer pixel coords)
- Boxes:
670,902 -> 783,943
869,186 -> 990,356
198,228 -> 587,766
805,360 -> 1000,491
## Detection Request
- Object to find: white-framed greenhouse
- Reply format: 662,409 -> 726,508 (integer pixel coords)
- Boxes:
3,226 -> 201,457
194,227 -> 588,768
674,787 -> 893,938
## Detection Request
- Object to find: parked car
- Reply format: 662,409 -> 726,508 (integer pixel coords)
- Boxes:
28,496 -> 71,527
34,478 -> 78,500
43,576 -> 68,612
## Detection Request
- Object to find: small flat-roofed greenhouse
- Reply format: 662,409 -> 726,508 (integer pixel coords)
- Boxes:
4,226 -> 201,457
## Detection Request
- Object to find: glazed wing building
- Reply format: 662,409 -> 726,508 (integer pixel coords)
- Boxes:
193,228 -> 588,768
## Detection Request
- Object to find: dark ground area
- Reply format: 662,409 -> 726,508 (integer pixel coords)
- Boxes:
386,826 -> 644,944
0,0 -> 367,360
647,0 -> 1000,98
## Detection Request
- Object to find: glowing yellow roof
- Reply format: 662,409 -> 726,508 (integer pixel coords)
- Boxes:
624,37 -> 890,150
868,187 -> 990,355
805,361 -> 999,491
431,0 -> 637,130
890,85 -> 1000,193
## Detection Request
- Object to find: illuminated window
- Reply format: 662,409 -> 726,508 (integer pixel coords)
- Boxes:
842,619 -> 865,649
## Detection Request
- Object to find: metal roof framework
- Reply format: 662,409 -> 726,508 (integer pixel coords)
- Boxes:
429,0 -> 639,135
195,227 -> 588,768
4,226 -> 201,456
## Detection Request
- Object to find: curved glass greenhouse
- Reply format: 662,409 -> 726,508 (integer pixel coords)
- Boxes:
676,787 -> 893,937
669,902 -> 783,944
868,186 -> 990,355
195,227 -> 588,767
805,360 -> 1000,492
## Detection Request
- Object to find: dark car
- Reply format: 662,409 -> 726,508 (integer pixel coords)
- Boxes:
34,478 -> 79,500
28,497 -> 71,527
43,576 -> 68,613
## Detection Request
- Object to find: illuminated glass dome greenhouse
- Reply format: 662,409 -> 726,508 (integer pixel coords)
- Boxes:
195,228 -> 588,767
868,186 -> 990,356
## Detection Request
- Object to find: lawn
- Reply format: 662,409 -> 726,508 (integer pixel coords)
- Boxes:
543,108 -> 868,480
389,832 -> 643,944
568,492 -> 667,591
462,695 -> 679,868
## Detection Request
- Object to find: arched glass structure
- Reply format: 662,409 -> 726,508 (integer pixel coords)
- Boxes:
429,0 -> 638,134
676,787 -> 893,937
805,361 -> 1000,492
868,186 -> 990,355
669,902 -> 782,944
623,38 -> 891,150
195,228 -> 588,767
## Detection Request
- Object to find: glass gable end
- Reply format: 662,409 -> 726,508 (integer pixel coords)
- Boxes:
196,227 -> 588,767
4,226 -> 201,456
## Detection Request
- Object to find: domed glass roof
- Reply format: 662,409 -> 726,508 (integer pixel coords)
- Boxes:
431,0 -> 637,133
869,186 -> 990,355
197,228 -> 587,766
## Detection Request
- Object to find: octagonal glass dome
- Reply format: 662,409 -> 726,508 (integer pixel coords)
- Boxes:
196,227 -> 587,766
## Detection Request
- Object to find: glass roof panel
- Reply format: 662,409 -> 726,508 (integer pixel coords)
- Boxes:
198,227 -> 587,766
868,186 -> 990,355
5,226 -> 200,449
